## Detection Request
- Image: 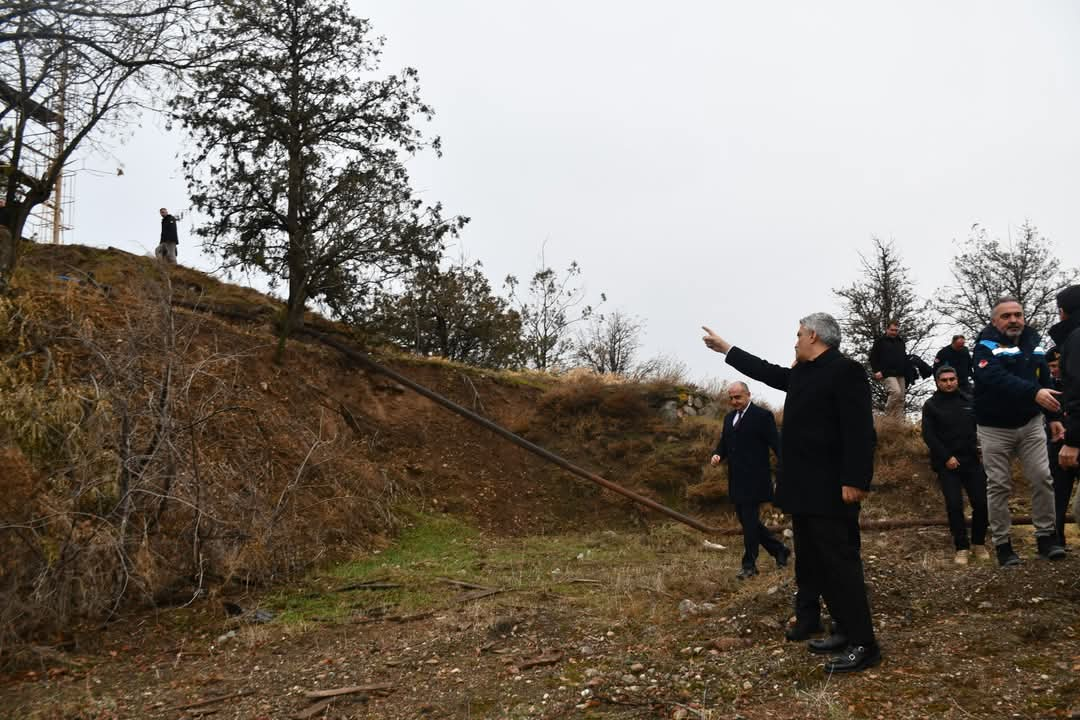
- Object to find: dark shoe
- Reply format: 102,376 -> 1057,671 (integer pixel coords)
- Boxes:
823,643 -> 882,673
735,567 -> 758,580
1036,535 -> 1066,561
995,542 -> 1021,567
774,546 -> 792,568
807,633 -> 848,655
785,619 -> 823,642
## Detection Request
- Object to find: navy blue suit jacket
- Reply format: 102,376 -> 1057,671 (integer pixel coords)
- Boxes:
713,402 -> 779,505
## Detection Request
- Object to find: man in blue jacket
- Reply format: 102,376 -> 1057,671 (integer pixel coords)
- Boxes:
710,381 -> 791,580
972,296 -> 1065,566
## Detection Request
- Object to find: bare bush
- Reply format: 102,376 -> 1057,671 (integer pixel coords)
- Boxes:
0,267 -> 397,651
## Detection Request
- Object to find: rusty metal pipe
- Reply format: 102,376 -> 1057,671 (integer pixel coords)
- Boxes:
300,329 -> 722,534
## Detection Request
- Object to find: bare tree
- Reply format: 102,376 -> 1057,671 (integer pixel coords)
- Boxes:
935,221 -> 1078,336
506,250 -> 603,371
0,0 -> 210,291
834,237 -> 938,411
575,310 -> 642,375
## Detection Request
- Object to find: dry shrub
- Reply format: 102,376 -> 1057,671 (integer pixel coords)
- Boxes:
536,376 -> 650,424
871,415 -> 937,514
0,260 -> 403,655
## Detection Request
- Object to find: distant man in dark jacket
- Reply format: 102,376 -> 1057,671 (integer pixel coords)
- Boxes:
933,335 -> 973,393
157,207 -> 179,264
921,365 -> 988,564
870,321 -> 907,416
972,296 -> 1064,566
1048,285 -> 1080,544
702,312 -> 880,674
710,381 -> 790,579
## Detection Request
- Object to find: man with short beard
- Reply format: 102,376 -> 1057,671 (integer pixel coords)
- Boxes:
972,297 -> 1064,566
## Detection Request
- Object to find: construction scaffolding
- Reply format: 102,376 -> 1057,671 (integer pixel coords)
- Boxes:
1,73 -> 72,244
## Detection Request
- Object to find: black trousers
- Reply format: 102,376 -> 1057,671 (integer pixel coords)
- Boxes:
936,464 -> 988,550
793,524 -> 861,629
792,513 -> 875,647
735,502 -> 786,570
1049,440 -> 1079,546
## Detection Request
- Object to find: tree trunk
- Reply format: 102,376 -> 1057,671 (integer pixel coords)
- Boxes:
274,273 -> 308,365
0,203 -> 34,294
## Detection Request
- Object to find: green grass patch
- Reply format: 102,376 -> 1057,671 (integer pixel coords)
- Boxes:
268,512 -> 482,624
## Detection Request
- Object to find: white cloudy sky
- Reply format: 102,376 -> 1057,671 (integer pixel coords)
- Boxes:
63,1 -> 1080,404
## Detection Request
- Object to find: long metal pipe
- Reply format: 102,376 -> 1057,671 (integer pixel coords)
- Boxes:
300,328 -> 722,534
176,301 -> 1059,537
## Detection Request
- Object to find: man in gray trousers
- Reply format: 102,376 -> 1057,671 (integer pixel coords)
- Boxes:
972,296 -> 1065,566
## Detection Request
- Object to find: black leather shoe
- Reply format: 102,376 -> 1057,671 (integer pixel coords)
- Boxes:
1036,534 -> 1066,561
823,643 -> 882,673
807,633 -> 848,654
736,567 -> 758,580
996,541 -> 1021,567
775,546 -> 791,568
785,620 -> 823,642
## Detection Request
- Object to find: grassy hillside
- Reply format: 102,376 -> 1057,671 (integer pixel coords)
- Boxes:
0,244 -> 976,647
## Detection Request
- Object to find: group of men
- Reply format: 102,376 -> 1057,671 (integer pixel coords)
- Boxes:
700,285 -> 1080,675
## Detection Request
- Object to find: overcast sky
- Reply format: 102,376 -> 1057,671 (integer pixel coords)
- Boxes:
62,1 -> 1080,405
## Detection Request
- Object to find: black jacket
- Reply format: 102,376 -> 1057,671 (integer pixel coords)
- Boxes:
1049,315 -> 1080,446
972,324 -> 1052,428
161,214 -> 179,245
712,402 -> 779,505
921,390 -> 979,472
726,346 -> 876,517
869,335 -> 907,378
933,344 -> 973,386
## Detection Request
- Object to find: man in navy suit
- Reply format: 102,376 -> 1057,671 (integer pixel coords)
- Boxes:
710,381 -> 791,579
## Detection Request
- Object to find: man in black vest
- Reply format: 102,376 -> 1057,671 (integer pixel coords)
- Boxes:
710,381 -> 790,579
702,312 -> 880,673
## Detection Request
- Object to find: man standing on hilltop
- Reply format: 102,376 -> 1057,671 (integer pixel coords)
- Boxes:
972,296 -> 1064,566
870,321 -> 907,416
702,313 -> 880,674
709,381 -> 790,580
157,207 -> 179,264
1048,285 -> 1080,545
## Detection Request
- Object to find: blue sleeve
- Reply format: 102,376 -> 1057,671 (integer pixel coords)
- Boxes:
972,340 -> 1041,405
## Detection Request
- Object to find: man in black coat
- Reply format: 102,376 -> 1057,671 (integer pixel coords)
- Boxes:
1048,285 -> 1080,542
921,365 -> 989,563
157,207 -> 179,264
710,381 -> 790,579
1045,348 -> 1078,547
933,335 -> 973,393
870,321 -> 907,416
702,312 -> 880,674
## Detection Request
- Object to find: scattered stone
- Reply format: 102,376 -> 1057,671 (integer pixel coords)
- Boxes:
629,662 -> 645,673
711,637 -> 752,652
678,599 -> 718,618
